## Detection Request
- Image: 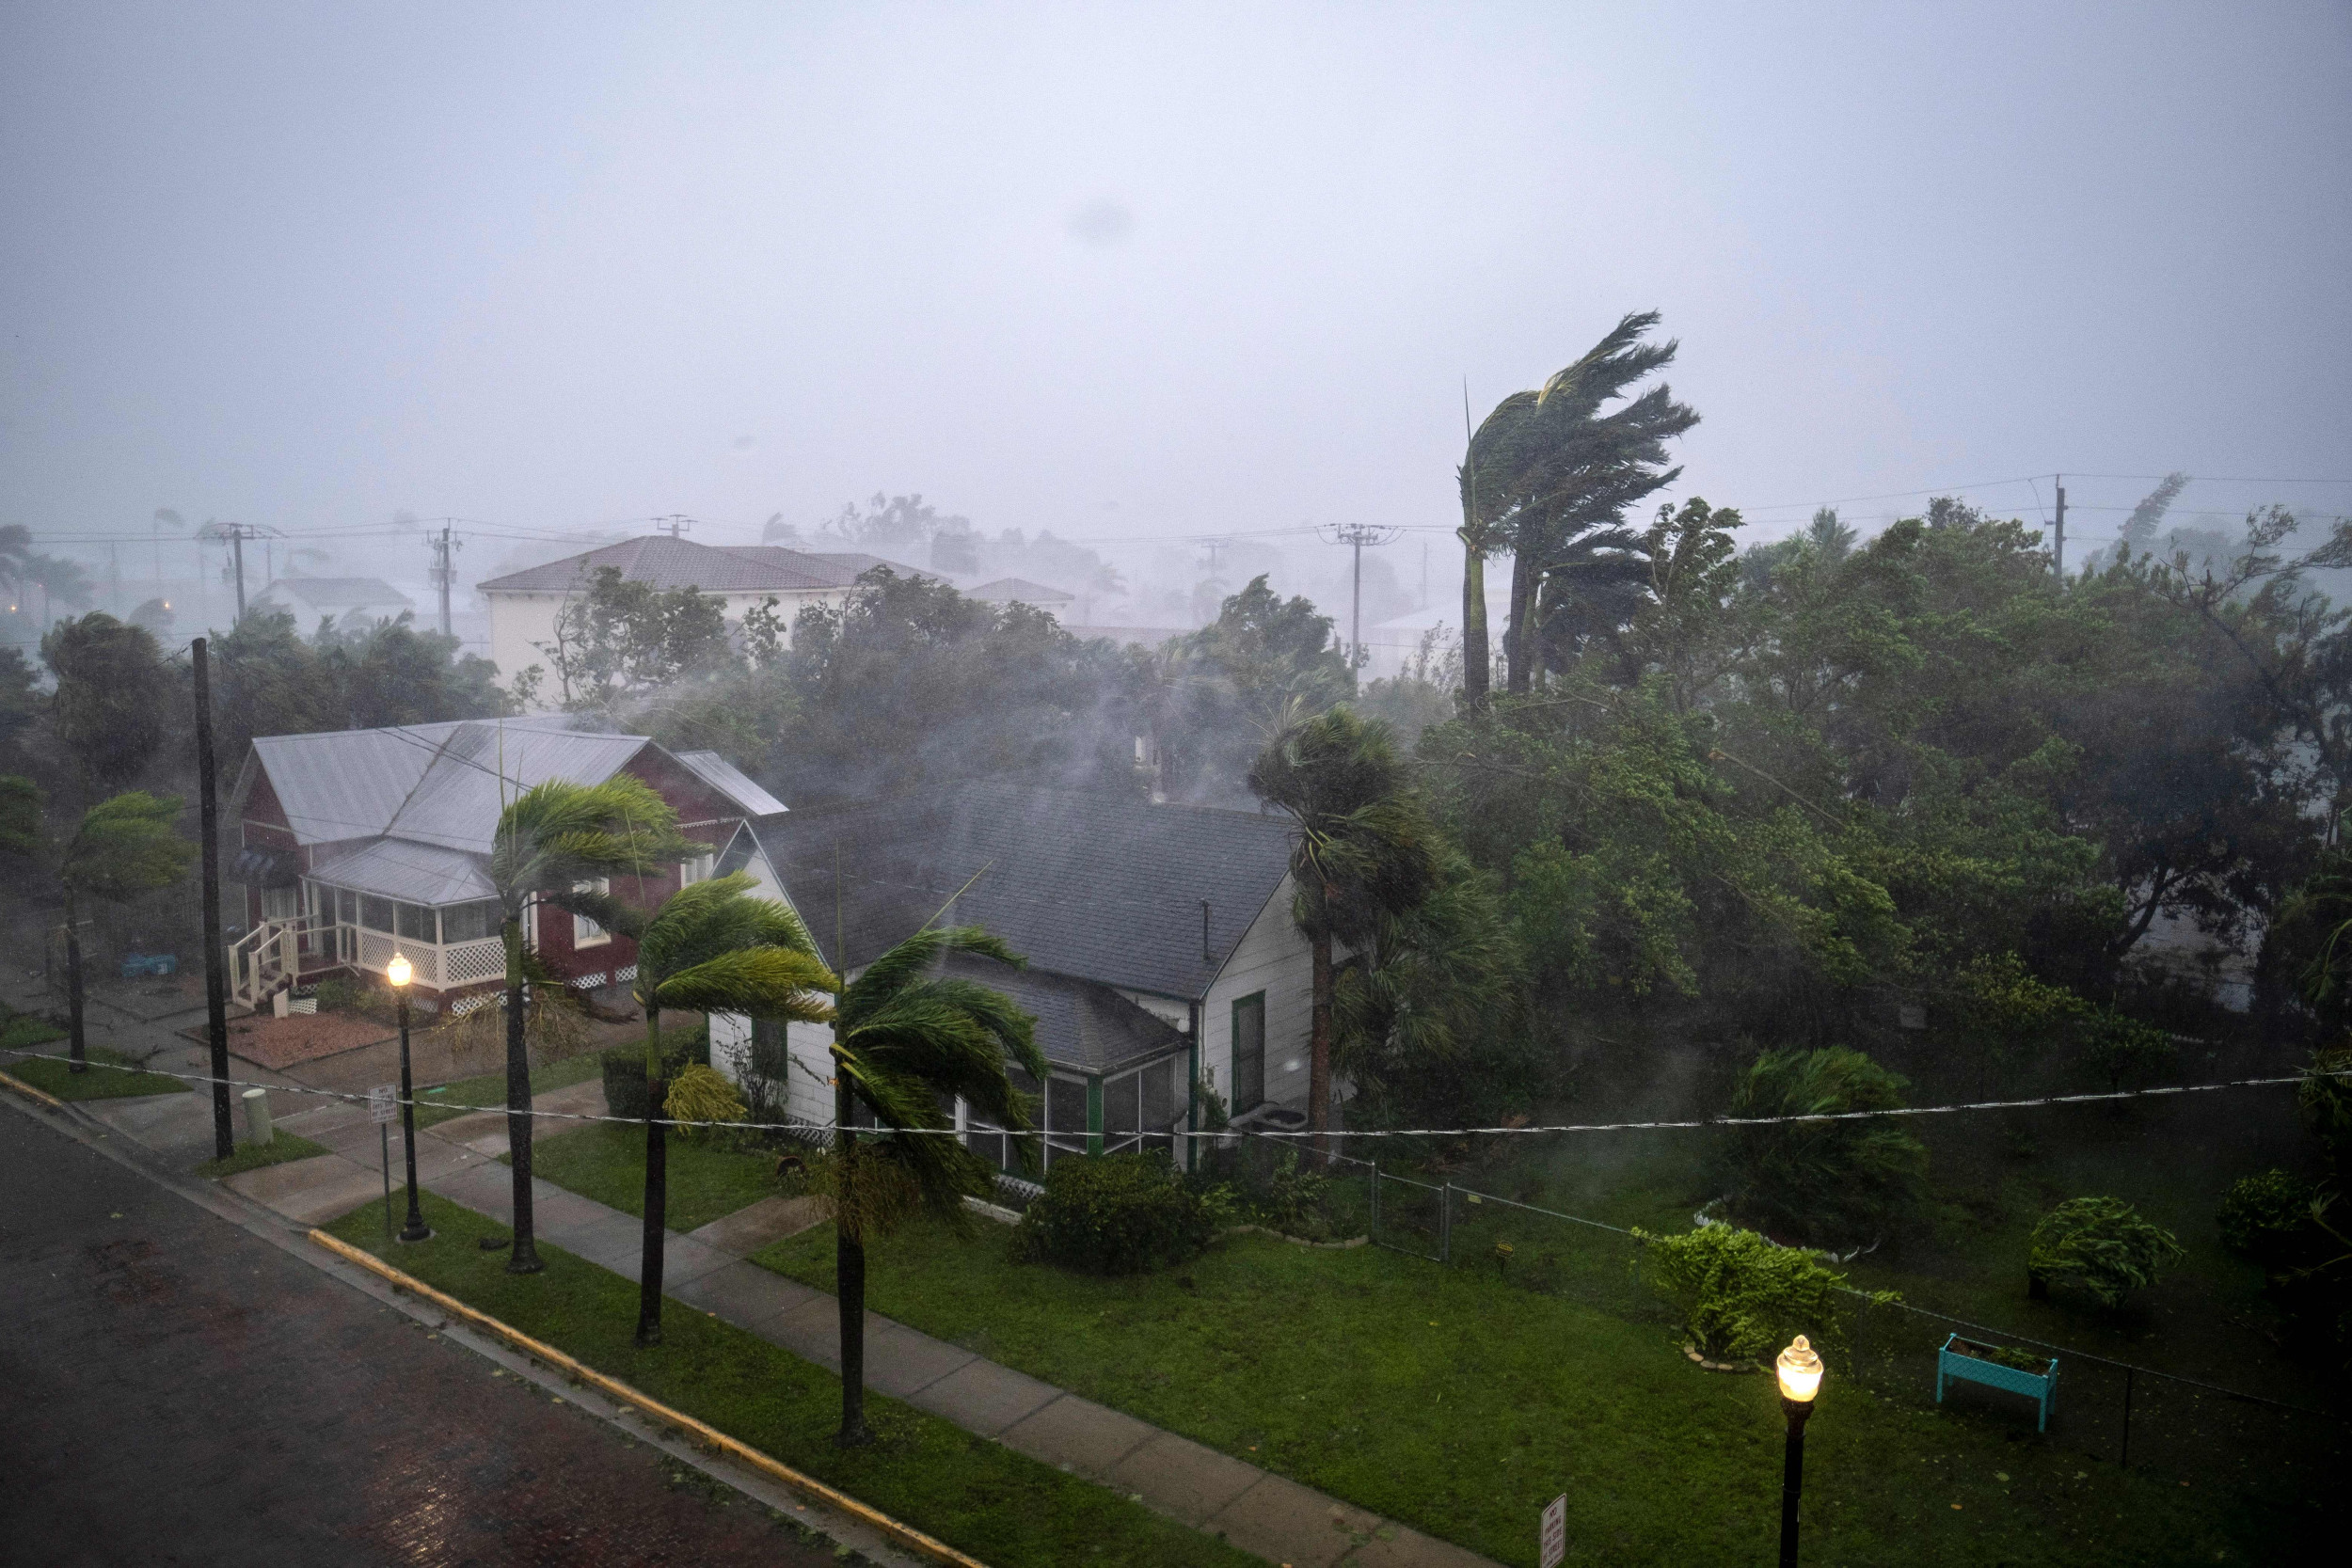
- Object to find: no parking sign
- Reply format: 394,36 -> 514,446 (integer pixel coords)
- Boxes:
1540,1493 -> 1565,1568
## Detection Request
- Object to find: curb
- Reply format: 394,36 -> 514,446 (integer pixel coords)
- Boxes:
307,1230 -> 991,1568
0,1067 -> 67,1111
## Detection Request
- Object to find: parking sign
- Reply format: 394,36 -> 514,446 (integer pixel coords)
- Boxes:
1540,1493 -> 1566,1568
370,1085 -> 397,1124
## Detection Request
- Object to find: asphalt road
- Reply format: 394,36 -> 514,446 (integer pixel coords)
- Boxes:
0,1113 -> 840,1567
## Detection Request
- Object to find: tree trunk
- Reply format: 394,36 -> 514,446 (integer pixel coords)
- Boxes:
637,1003 -> 666,1346
1505,543 -> 1537,697
834,1069 -> 872,1447
64,887 -> 87,1073
503,913 -> 543,1274
1461,540 -> 1490,712
1307,918 -> 1334,1170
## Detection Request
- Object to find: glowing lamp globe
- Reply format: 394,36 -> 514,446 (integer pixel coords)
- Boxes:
1776,1336 -> 1823,1403
386,952 -> 413,989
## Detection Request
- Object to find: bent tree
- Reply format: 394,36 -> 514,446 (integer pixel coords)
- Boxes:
58,792 -> 193,1072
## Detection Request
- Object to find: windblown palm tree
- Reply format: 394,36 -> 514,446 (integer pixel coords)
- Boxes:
1248,707 -> 1438,1164
487,774 -> 693,1274
571,871 -> 835,1345
826,925 -> 1044,1446
1458,312 -> 1698,701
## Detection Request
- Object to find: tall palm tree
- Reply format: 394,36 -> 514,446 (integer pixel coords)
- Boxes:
1247,708 -> 1439,1164
1459,312 -> 1698,701
571,871 -> 835,1345
487,774 -> 693,1274
827,925 -> 1044,1446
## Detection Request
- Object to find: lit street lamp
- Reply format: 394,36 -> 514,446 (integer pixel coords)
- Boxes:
1775,1335 -> 1823,1566
386,953 -> 431,1243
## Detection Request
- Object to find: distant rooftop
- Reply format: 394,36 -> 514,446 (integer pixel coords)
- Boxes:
476,535 -> 926,596
966,576 -> 1075,605
259,577 -> 415,610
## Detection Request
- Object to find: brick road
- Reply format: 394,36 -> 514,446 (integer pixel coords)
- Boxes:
0,1115 -> 839,1568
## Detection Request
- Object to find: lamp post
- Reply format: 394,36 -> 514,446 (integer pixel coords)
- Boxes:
1775,1335 -> 1823,1567
387,953 -> 431,1243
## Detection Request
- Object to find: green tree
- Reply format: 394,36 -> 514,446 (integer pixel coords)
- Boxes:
1715,1047 -> 1928,1248
824,924 -> 1044,1445
2027,1196 -> 2185,1307
536,566 -> 738,709
1248,707 -> 1438,1163
58,793 -> 194,1072
487,776 -> 695,1273
42,613 -> 173,794
572,871 -> 835,1345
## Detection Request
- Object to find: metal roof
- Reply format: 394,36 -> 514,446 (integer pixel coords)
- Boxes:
966,576 -> 1075,604
475,536 -> 926,596
673,750 -> 789,819
308,839 -> 498,905
259,577 -> 415,610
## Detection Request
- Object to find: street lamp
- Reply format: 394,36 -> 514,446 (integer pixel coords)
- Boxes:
386,952 -> 431,1243
1775,1335 -> 1823,1567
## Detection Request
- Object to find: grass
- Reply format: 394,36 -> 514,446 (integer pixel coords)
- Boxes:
510,1120 -> 786,1232
322,1192 -> 1258,1568
197,1131 -> 333,1180
411,1048 -> 607,1129
753,1215 -> 2314,1566
1,1034 -> 191,1101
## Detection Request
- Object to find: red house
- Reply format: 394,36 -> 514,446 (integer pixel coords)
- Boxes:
224,718 -> 786,1013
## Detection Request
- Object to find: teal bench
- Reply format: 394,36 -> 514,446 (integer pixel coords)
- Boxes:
1935,1334 -> 2058,1432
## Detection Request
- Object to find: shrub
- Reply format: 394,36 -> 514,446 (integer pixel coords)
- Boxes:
2027,1196 -> 2185,1308
314,977 -> 358,1013
2217,1169 -> 2321,1268
2081,1014 -> 2177,1094
1013,1153 -> 1216,1275
1630,1223 -> 1876,1363
663,1063 -> 747,1139
1713,1047 -> 1927,1247
601,1030 -> 711,1120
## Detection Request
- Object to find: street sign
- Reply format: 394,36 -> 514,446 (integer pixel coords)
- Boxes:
370,1085 -> 397,1124
1540,1493 -> 1566,1568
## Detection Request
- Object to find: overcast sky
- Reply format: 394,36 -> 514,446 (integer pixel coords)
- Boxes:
4,1 -> 2348,595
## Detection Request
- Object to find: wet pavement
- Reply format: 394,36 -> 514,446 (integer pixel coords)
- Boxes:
0,1114 -> 840,1568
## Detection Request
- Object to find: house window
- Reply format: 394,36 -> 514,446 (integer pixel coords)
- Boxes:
681,852 -> 717,886
259,885 -> 298,922
1231,992 -> 1266,1115
1045,1074 -> 1089,1168
360,895 -> 395,933
572,879 -> 611,947
1100,1056 -> 1180,1156
397,901 -> 436,943
441,899 -> 501,943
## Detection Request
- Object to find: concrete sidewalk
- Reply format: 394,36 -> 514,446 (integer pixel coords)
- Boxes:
128,1070 -> 1495,1568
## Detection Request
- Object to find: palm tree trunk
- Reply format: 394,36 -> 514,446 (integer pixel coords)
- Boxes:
503,913 -> 543,1274
1307,921 -> 1334,1170
1460,536 -> 1490,713
834,1070 -> 873,1447
636,1003 -> 666,1346
64,888 -> 87,1074
1505,545 -> 1537,697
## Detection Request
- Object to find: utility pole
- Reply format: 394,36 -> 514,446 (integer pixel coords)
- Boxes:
1318,522 -> 1401,671
655,515 -> 693,539
193,637 -> 233,1163
200,522 -> 271,621
2053,476 -> 2067,578
428,522 -> 461,637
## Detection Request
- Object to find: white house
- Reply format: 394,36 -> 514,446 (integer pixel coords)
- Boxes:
254,576 -> 417,631
475,535 -> 926,681
707,781 -> 1320,1174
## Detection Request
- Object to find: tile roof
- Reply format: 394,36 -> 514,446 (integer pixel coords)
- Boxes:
966,576 -> 1075,605
750,782 -> 1296,1002
475,535 -> 925,595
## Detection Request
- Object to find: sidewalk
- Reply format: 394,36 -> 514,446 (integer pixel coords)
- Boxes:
96,1067 -> 1495,1568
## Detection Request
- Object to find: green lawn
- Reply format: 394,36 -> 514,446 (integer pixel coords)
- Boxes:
754,1217 -> 2302,1566
197,1131 -> 332,1180
411,1049 -> 606,1128
1,1037 -> 191,1101
507,1120 -> 785,1232
323,1192 -> 1257,1568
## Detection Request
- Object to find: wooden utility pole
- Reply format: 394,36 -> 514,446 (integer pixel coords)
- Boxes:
193,637 -> 233,1160
1319,522 -> 1400,671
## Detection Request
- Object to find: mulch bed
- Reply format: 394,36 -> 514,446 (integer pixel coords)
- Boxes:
208,1010 -> 396,1070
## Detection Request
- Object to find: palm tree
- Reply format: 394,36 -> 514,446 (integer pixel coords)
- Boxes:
487,774 -> 694,1274
58,792 -> 194,1073
571,871 -> 835,1345
1459,313 -> 1699,701
1247,708 -> 1438,1164
826,925 -> 1044,1446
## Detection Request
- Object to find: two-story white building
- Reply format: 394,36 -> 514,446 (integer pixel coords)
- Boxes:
476,535 -> 926,682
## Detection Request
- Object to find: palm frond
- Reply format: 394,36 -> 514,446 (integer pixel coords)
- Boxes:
840,925 -> 1025,1026
652,946 -> 837,1022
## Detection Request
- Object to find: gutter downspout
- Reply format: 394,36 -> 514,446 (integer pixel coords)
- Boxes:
1185,1002 -> 1201,1174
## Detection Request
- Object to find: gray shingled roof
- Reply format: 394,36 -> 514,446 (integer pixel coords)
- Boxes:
750,782 -> 1296,1002
942,953 -> 1185,1073
475,535 -> 925,595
